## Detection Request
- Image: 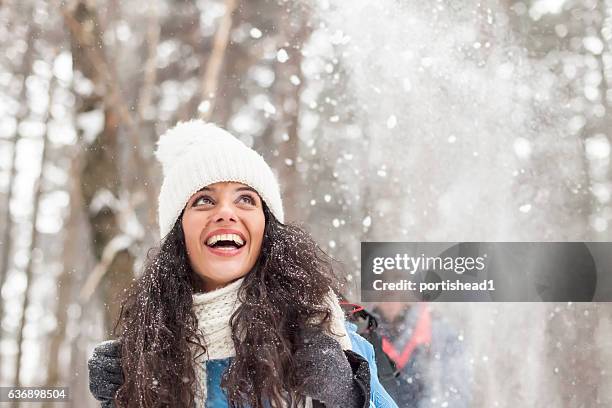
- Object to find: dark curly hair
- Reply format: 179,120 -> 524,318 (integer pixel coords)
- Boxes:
113,201 -> 342,407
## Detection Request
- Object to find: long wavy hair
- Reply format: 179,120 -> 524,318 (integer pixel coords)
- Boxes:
113,201 -> 342,407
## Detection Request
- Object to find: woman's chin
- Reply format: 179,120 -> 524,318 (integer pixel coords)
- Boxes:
199,261 -> 250,286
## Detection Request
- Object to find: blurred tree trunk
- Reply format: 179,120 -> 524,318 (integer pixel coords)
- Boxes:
42,155 -> 83,403
0,133 -> 18,340
0,115 -> 17,384
68,153 -> 98,408
12,93 -> 52,406
267,8 -> 312,223
0,21 -> 36,375
65,0 -> 135,336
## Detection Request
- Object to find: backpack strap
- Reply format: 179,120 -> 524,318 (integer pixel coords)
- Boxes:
381,304 -> 432,371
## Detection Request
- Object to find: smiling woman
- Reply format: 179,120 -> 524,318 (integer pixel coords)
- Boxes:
86,120 -> 399,408
182,182 -> 265,292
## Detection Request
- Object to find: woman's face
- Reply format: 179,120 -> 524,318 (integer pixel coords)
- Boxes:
181,181 -> 266,292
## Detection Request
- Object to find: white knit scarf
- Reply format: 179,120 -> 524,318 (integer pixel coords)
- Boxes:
190,277 -> 353,407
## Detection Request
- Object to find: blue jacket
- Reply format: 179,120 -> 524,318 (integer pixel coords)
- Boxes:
204,322 -> 399,407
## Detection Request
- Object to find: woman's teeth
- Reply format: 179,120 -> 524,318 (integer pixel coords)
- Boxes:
206,233 -> 245,247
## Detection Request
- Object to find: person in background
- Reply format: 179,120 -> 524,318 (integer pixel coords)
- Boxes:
373,302 -> 471,408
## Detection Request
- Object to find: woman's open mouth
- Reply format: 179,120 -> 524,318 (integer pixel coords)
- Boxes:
204,233 -> 246,257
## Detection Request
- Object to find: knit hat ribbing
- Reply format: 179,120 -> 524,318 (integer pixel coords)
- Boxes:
155,120 -> 285,239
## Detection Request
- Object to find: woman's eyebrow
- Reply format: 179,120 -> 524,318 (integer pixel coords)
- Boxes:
193,186 -> 256,195
235,186 -> 258,194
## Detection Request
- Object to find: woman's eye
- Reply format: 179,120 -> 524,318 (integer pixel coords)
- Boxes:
194,196 -> 214,206
238,195 -> 255,205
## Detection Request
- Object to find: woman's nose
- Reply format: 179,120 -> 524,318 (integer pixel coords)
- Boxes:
214,201 -> 237,223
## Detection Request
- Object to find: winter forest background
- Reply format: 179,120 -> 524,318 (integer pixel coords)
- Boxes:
1,0 -> 611,406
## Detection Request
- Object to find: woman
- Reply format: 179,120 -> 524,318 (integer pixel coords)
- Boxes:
87,120 -> 398,408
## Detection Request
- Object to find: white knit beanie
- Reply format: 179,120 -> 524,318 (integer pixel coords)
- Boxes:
154,119 -> 285,239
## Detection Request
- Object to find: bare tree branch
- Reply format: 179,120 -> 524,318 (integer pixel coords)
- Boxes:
137,2 -> 160,120
198,0 -> 239,121
78,234 -> 133,303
